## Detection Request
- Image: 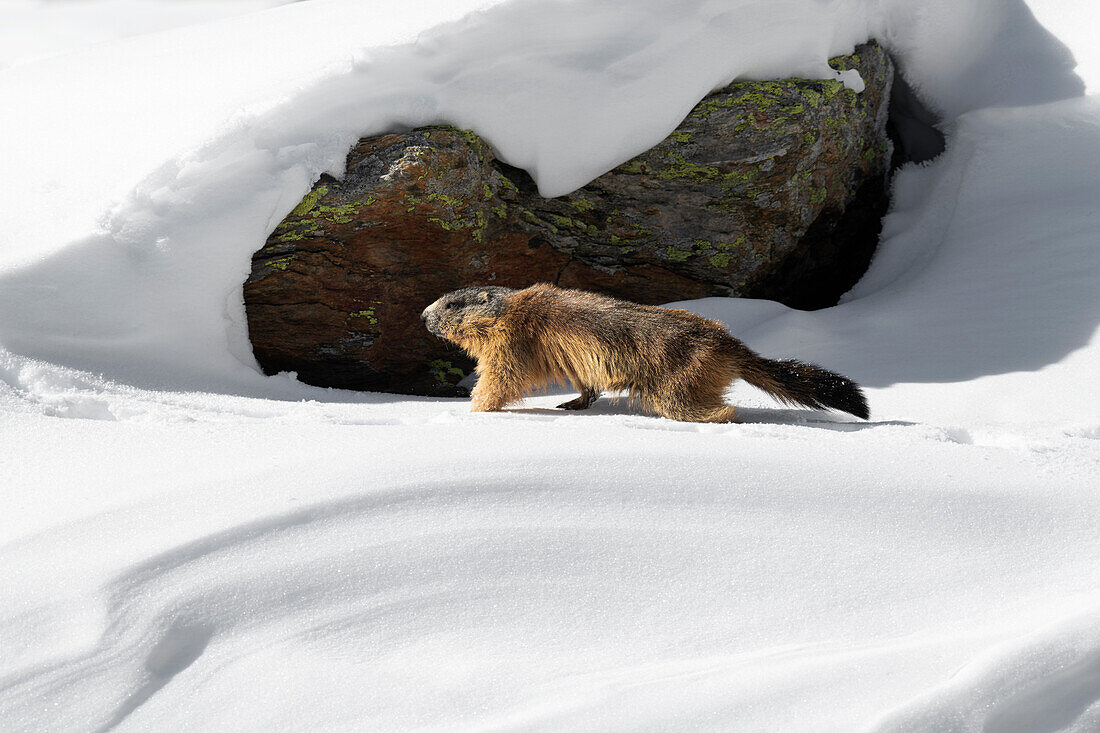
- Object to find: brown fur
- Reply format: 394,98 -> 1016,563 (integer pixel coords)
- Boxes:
421,283 -> 868,422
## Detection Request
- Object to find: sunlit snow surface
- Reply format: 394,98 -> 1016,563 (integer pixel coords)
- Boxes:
1,1 -> 1099,731
0,0 -> 298,70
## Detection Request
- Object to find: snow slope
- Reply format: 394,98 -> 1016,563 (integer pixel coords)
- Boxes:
1,0 -> 1099,731
0,0 -> 298,70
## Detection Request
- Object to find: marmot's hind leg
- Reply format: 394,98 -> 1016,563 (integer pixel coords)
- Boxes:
701,404 -> 738,423
558,387 -> 601,411
645,378 -> 738,423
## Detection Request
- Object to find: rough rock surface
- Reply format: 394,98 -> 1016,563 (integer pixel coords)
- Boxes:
245,42 -> 892,395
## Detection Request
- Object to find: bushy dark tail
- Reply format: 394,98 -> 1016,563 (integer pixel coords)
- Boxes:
738,352 -> 869,420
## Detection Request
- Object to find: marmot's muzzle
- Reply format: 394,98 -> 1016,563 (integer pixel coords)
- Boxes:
420,305 -> 444,338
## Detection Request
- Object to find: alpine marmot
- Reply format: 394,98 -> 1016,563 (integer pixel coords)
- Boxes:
421,283 -> 868,423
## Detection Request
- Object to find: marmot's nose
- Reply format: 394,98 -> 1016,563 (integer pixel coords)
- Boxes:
420,309 -> 428,322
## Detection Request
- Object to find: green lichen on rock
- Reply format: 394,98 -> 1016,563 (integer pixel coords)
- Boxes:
266,256 -> 294,271
658,235 -> 750,270
290,185 -> 329,217
828,53 -> 861,71
427,192 -> 465,208
659,153 -> 721,181
426,207 -> 490,242
349,302 -> 381,325
427,216 -> 467,232
692,88 -> 772,119
271,225 -> 317,243
280,180 -> 376,230
720,165 -> 761,191
421,125 -> 487,162
472,210 -> 488,243
313,202 -> 362,225
665,246 -> 693,262
693,79 -> 827,121
821,79 -> 845,103
429,359 -> 466,385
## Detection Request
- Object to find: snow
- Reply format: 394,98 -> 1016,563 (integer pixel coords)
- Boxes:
0,0 -> 298,70
1027,0 -> 1100,96
2,0 -> 1099,731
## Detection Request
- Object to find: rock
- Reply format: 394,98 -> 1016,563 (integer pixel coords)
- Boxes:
244,41 -> 893,395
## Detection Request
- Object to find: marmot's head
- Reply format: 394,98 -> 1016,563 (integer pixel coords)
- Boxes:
421,286 -> 513,349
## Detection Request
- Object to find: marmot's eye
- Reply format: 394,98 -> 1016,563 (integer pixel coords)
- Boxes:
445,301 -> 459,309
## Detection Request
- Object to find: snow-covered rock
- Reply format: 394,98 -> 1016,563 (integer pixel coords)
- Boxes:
244,43 -> 892,394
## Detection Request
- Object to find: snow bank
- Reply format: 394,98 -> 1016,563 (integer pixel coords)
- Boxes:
0,0 -> 296,70
1025,0 -> 1100,95
1,0 -> 1099,730
871,610 -> 1100,732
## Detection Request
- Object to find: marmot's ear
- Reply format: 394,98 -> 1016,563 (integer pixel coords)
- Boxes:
477,290 -> 492,303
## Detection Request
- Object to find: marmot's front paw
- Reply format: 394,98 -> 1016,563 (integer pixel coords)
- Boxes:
470,395 -> 504,412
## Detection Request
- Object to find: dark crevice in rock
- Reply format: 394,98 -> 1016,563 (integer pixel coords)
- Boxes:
256,352 -> 382,393
743,174 -> 888,309
493,160 -> 540,195
886,64 -> 947,167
